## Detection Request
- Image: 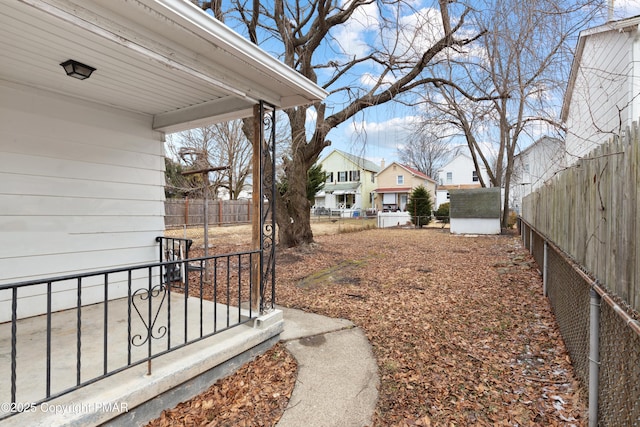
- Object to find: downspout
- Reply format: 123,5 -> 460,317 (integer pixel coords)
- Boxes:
589,287 -> 601,427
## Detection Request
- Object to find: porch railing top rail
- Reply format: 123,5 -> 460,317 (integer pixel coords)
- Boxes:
0,249 -> 259,291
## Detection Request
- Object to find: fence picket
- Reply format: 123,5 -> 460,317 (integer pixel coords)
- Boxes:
165,199 -> 258,228
523,121 -> 640,312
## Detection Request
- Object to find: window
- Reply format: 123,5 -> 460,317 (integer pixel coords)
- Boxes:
472,171 -> 479,182
383,193 -> 396,204
524,164 -> 530,174
446,172 -> 452,184
397,175 -> 404,185
338,171 -> 347,182
349,170 -> 360,181
326,172 -> 333,183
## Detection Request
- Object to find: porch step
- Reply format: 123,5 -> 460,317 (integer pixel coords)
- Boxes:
4,310 -> 283,427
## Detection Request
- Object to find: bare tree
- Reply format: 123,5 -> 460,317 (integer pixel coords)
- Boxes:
416,0 -> 604,227
166,121 -> 252,199
198,0 -> 485,247
399,126 -> 451,178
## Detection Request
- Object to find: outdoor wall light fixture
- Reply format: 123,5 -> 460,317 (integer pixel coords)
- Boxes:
60,59 -> 96,80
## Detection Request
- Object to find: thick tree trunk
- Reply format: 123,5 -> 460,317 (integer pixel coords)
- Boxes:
277,194 -> 312,247
277,154 -> 313,247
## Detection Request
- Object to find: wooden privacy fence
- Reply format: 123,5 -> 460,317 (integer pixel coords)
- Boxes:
522,121 -> 640,312
165,198 -> 268,228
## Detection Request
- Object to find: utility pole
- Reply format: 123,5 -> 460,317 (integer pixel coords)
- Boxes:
181,165 -> 230,268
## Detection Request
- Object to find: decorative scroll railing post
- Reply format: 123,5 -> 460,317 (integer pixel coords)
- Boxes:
259,101 -> 277,314
130,267 -> 168,375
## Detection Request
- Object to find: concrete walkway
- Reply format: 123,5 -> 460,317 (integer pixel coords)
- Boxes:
277,307 -> 379,427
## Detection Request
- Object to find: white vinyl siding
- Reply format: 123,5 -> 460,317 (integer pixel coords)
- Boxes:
0,82 -> 165,318
565,30 -> 636,160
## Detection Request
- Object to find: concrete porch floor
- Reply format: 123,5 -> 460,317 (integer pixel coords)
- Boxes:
0,293 -> 283,426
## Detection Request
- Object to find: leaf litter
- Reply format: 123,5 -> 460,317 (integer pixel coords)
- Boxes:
147,228 -> 586,426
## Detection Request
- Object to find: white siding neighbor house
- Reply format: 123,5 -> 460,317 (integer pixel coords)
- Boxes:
0,1 -> 325,424
510,137 -> 566,214
561,15 -> 640,162
435,152 -> 490,209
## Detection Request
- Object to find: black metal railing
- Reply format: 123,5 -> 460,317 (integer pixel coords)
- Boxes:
0,243 -> 260,420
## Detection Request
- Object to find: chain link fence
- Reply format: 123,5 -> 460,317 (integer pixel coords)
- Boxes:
598,299 -> 640,424
545,238 -> 591,384
520,218 -> 640,426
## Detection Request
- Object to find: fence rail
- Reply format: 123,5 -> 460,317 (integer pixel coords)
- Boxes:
0,239 -> 261,420
519,218 -> 640,426
165,198 -> 263,228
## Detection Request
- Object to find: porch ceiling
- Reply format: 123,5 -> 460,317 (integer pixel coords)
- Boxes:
1,0 -> 326,133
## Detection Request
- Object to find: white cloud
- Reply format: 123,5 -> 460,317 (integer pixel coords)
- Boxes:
390,7 -> 443,60
332,1 -> 380,57
614,0 -> 640,18
306,106 -> 317,122
359,71 -> 397,89
345,115 -> 420,149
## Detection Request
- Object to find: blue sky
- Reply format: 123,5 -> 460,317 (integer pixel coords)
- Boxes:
314,0 -> 640,166
210,1 -> 640,168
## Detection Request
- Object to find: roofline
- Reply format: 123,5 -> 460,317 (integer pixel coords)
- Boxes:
152,0 -> 328,106
437,152 -> 474,172
515,136 -> 564,157
377,161 -> 437,183
321,149 -> 380,172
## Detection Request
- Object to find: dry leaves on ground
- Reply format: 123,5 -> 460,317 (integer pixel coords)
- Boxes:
146,343 -> 296,427
147,227 -> 587,426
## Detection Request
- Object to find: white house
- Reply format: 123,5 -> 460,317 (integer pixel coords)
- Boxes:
0,1 -> 325,424
561,15 -> 640,162
314,149 -> 380,213
510,137 -> 566,214
1,0 -> 324,316
435,152 -> 490,209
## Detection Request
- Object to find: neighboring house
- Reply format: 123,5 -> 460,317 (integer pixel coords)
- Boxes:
314,149 -> 380,212
510,137 -> 566,214
373,162 -> 436,212
561,15 -> 640,162
435,153 -> 489,209
0,0 -> 325,424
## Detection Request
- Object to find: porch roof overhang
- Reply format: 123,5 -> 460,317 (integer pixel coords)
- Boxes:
374,187 -> 412,193
323,183 -> 360,195
1,0 -> 327,133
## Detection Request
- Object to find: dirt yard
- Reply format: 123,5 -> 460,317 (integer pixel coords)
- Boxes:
149,225 -> 586,426
164,217 -> 381,250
